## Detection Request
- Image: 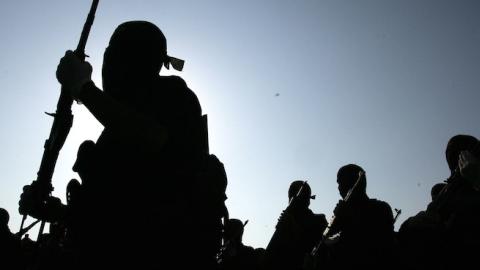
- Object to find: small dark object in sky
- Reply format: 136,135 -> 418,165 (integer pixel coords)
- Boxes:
275,93 -> 280,97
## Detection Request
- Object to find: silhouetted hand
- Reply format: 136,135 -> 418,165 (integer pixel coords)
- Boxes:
56,50 -> 92,99
332,200 -> 354,229
459,151 -> 480,190
19,183 -> 65,222
19,183 -> 42,218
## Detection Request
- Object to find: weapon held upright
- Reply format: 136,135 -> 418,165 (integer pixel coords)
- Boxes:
19,0 -> 100,236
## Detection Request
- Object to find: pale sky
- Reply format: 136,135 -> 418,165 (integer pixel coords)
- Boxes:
0,0 -> 479,248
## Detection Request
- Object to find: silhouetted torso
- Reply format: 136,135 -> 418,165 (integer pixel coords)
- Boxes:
437,182 -> 480,269
91,75 -> 201,203
0,225 -> 22,270
269,206 -> 327,270
330,196 -> 394,270
75,75 -> 203,269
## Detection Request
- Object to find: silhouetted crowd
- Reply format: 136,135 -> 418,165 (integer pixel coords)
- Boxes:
1,21 -> 479,270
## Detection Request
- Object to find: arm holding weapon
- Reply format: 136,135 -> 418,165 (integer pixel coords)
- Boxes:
305,171 -> 366,270
266,181 -> 309,251
263,181 -> 310,270
319,171 -> 365,244
18,0 -> 99,237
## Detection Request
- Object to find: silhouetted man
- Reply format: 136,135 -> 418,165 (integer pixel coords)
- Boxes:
398,189 -> 446,270
265,181 -> 328,270
63,20 -> 208,269
326,164 -> 394,270
399,135 -> 480,270
0,208 -> 21,270
218,219 -> 262,270
432,135 -> 479,269
21,21 -> 214,269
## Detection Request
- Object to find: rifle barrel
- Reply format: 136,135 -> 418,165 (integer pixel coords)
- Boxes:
77,0 -> 100,58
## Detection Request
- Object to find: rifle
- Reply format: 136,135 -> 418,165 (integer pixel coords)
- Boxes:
19,0 -> 100,238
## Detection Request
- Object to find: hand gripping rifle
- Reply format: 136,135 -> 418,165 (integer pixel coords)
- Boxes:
18,0 -> 100,239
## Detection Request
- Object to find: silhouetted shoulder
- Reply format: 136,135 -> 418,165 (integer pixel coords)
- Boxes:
313,213 -> 328,227
162,75 -> 188,88
372,198 -> 392,211
368,198 -> 394,227
158,75 -> 202,117
242,244 -> 256,253
369,198 -> 393,213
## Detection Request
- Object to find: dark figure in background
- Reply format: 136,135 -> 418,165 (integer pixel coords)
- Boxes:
398,181 -> 455,270
62,142 -> 93,255
398,193 -> 446,269
326,164 -> 394,270
0,208 -> 22,270
36,222 -> 68,270
21,21 -> 221,269
400,135 -> 480,270
434,135 -> 480,269
218,219 -> 262,270
20,233 -> 37,270
265,181 -> 328,270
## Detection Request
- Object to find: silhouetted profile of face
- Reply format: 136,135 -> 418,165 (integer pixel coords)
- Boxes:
73,140 -> 96,184
102,21 -> 167,101
337,164 -> 366,199
288,180 -> 312,208
66,179 -> 82,205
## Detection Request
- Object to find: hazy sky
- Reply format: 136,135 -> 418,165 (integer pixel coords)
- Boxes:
0,0 -> 479,248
